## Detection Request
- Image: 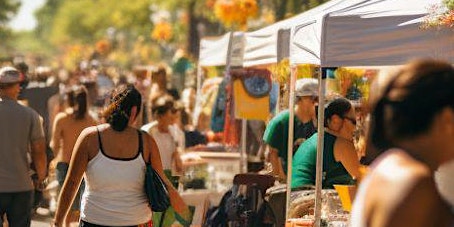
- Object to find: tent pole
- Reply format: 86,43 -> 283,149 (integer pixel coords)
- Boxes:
241,119 -> 248,173
314,67 -> 328,227
194,64 -> 203,127
285,65 -> 297,221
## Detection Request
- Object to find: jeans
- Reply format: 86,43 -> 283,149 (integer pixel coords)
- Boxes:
56,162 -> 84,210
0,190 -> 34,227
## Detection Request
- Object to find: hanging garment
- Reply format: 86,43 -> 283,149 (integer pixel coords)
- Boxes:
232,69 -> 271,121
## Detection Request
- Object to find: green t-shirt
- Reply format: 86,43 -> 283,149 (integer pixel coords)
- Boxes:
291,132 -> 355,189
262,110 -> 316,174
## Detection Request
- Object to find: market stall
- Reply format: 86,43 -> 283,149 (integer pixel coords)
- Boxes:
288,0 -> 454,226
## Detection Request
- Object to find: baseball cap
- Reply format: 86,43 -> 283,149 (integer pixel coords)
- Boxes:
295,78 -> 319,97
0,66 -> 24,84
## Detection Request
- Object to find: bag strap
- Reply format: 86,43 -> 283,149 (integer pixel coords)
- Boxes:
158,209 -> 167,227
138,129 -> 152,165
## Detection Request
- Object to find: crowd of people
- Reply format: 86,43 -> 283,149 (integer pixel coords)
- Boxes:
0,59 -> 202,226
0,57 -> 453,227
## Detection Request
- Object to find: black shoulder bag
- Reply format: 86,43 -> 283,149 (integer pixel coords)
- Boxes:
139,130 -> 171,212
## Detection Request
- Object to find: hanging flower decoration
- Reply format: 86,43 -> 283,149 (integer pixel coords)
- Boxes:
439,10 -> 454,26
206,0 -> 216,8
95,39 -> 111,56
214,0 -> 258,30
422,1 -> 454,28
335,67 -> 370,101
151,21 -> 173,42
268,58 -> 290,84
296,64 -> 317,79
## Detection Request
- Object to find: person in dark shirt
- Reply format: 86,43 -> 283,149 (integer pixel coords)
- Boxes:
262,78 -> 319,180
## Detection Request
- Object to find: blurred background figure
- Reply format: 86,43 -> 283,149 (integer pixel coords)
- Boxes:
142,95 -> 184,187
171,48 -> 193,94
263,78 -> 319,181
133,66 -> 152,126
350,59 -> 454,227
19,66 -> 59,143
50,85 -> 97,226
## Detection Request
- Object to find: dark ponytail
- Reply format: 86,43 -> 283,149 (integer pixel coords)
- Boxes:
67,86 -> 89,120
103,84 -> 141,131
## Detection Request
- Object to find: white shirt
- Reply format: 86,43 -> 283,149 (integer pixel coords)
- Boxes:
141,122 -> 176,170
81,149 -> 151,225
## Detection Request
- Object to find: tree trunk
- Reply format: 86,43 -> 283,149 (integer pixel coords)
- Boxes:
274,0 -> 288,21
187,0 -> 200,58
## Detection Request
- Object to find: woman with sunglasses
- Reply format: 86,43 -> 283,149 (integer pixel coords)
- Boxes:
141,95 -> 184,187
291,97 -> 361,189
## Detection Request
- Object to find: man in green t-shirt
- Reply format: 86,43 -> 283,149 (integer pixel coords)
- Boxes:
263,78 -> 318,180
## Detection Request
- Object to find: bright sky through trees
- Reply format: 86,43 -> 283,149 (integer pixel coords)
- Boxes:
8,0 -> 45,31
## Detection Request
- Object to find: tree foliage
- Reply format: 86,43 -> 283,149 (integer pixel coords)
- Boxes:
270,0 -> 329,21
0,0 -> 20,26
7,0 -> 332,65
0,0 -> 20,51
48,0 -> 151,46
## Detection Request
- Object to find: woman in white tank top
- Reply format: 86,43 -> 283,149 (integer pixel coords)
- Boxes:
52,85 -> 191,226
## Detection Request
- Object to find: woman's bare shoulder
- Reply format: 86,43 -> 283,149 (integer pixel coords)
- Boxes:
77,125 -> 101,142
364,150 -> 443,227
54,111 -> 70,122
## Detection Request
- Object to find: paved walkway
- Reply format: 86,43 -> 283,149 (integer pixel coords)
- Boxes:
31,208 -> 53,227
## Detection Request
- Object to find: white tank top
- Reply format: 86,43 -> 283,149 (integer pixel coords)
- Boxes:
80,130 -> 152,225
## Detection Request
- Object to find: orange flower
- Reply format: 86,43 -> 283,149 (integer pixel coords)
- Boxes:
206,0 -> 216,9
214,0 -> 258,29
440,10 -> 454,27
151,21 -> 173,42
96,39 -> 110,55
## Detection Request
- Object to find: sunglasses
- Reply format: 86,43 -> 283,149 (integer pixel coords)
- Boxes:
299,96 -> 319,102
342,116 -> 357,125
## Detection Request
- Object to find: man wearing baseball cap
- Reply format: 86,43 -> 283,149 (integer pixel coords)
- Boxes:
0,66 -> 47,226
262,78 -> 319,181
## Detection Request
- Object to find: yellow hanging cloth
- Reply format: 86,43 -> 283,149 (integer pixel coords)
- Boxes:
233,79 -> 269,121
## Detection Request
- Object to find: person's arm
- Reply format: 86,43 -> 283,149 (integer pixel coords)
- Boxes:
144,133 -> 190,217
267,146 -> 286,181
30,113 -> 47,184
30,139 -> 47,183
172,149 -> 184,175
50,113 -> 64,158
53,128 -> 93,226
334,138 -> 360,179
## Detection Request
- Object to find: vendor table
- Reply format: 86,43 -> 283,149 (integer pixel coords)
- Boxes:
180,151 -> 241,226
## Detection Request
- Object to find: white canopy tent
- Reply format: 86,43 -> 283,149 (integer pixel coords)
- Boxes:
288,0 -> 454,226
289,0 -> 454,66
197,32 -> 251,173
242,0 -> 355,67
198,32 -> 232,67
242,21 -> 289,67
194,33 -> 232,129
322,0 -> 454,67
